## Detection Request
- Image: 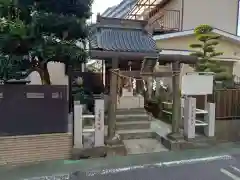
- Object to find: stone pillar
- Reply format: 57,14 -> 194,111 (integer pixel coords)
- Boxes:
171,62 -> 181,134
147,76 -> 153,99
204,103 -> 215,137
155,77 -> 160,96
183,97 -> 196,139
107,58 -> 119,141
73,101 -> 83,148
94,99 -> 105,147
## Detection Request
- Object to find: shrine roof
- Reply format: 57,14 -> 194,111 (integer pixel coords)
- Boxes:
89,16 -> 159,60
89,27 -> 158,53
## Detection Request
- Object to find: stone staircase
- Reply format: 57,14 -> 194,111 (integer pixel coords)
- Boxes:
116,108 -> 154,140
115,108 -> 169,154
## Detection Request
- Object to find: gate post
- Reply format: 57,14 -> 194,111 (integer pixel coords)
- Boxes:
73,101 -> 83,148
180,98 -> 185,128
94,99 -> 105,147
183,97 -> 196,139
204,103 -> 215,137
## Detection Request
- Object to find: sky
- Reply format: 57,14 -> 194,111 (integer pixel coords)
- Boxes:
91,0 -> 121,22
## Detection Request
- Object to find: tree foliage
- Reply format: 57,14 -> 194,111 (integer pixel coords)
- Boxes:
190,24 -> 231,81
0,0 -> 92,83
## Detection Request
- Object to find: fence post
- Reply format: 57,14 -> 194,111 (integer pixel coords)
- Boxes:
73,101 -> 83,148
183,97 -> 196,139
94,99 -> 105,147
204,102 -> 215,137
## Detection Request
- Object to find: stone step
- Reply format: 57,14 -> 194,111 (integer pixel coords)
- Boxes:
161,135 -> 217,151
117,129 -> 154,140
123,138 -> 168,155
116,108 -> 147,115
116,121 -> 150,130
116,114 -> 150,122
117,96 -> 144,109
186,135 -> 216,144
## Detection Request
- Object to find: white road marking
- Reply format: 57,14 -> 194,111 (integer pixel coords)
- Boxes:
86,155 -> 232,176
230,166 -> 240,173
220,168 -> 240,180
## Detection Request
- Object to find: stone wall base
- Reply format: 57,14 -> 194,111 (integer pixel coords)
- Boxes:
0,133 -> 72,166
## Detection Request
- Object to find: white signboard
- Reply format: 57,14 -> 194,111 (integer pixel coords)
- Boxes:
181,73 -> 214,95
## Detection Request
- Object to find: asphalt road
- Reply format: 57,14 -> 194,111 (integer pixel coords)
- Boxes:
3,143 -> 240,180
20,153 -> 240,180
70,154 -> 240,180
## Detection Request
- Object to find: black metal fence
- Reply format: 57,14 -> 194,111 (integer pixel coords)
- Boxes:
0,85 -> 68,136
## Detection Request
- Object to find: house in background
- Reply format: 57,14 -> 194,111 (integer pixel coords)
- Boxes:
154,28 -> 240,81
125,0 -> 240,83
127,0 -> 239,35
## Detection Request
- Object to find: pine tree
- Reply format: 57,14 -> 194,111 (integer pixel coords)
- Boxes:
190,24 -> 232,81
0,0 -> 92,83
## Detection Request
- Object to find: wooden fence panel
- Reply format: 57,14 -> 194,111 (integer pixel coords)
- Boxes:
194,89 -> 240,120
214,89 -> 240,120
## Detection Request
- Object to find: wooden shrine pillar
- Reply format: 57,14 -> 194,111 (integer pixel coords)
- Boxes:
102,60 -> 106,87
107,58 -> 119,141
157,55 -> 198,138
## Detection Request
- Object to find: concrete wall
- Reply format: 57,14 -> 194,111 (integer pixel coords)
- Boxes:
0,133 -> 72,166
27,62 -> 68,85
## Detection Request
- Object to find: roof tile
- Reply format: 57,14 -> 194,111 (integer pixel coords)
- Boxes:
89,27 -> 158,53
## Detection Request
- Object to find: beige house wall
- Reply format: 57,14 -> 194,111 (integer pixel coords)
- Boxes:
161,0 -> 238,33
182,0 -> 239,34
156,35 -> 240,58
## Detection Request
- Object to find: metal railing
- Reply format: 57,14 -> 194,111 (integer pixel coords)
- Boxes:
73,98 -> 105,148
146,9 -> 180,33
125,0 -> 181,33
162,99 -> 209,127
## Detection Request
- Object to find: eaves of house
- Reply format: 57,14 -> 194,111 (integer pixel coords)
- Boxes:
153,28 -> 240,44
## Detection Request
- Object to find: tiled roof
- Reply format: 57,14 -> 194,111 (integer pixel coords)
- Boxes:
89,27 -> 158,53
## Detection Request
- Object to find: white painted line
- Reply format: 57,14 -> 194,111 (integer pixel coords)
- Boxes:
220,168 -> 240,180
86,155 -> 232,176
230,166 -> 240,173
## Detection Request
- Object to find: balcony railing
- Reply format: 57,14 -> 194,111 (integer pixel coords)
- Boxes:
145,9 -> 180,33
125,0 -> 180,33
